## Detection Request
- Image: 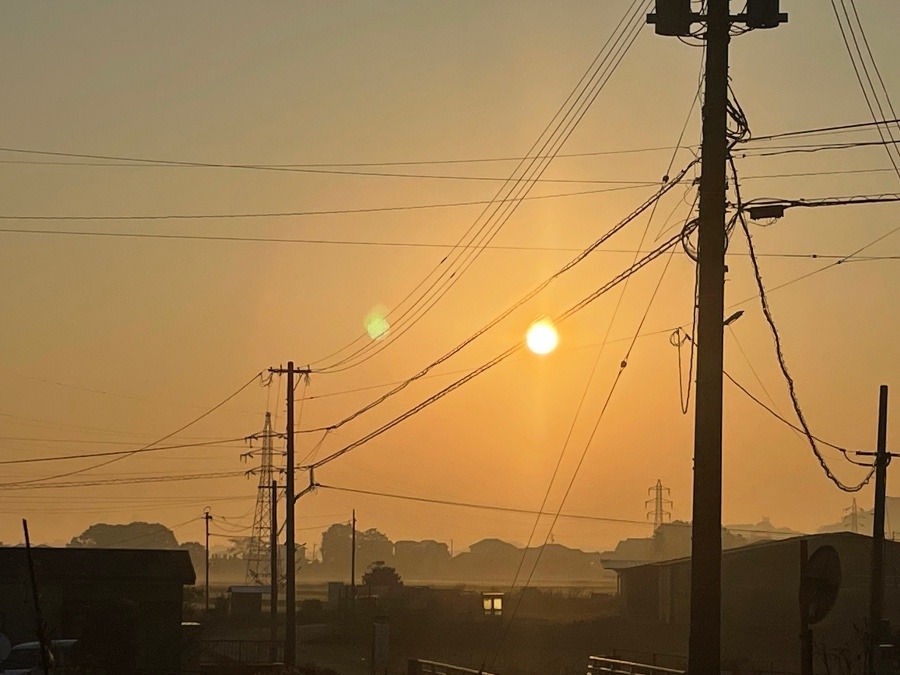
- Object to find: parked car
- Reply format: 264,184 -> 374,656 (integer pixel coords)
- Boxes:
0,640 -> 77,674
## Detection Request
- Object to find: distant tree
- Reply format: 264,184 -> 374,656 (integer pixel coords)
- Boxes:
359,528 -> 393,565
362,561 -> 402,590
180,541 -> 206,573
68,522 -> 178,549
321,523 -> 394,573
320,523 -> 352,568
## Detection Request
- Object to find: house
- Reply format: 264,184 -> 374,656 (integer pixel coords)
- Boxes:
616,533 -> 900,670
0,547 -> 195,674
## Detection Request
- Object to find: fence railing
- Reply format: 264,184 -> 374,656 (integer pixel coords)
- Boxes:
200,639 -> 283,666
587,656 -> 686,675
408,659 -> 497,675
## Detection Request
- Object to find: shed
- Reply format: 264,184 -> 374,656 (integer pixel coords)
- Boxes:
0,547 -> 195,674
228,585 -> 269,616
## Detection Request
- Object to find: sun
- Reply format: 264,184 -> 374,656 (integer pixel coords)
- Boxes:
526,318 -> 559,355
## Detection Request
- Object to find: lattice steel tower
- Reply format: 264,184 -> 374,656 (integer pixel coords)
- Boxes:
245,412 -> 277,584
646,479 -> 673,530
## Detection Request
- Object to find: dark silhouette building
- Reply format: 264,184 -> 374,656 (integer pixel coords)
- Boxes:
615,533 -> 900,671
0,547 -> 195,674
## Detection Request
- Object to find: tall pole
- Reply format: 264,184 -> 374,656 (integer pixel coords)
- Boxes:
868,385 -> 889,672
285,361 -> 296,669
270,480 -> 279,645
799,538 -> 813,675
203,507 -> 212,613
688,2 -> 730,672
351,509 -> 357,613
23,520 -> 51,675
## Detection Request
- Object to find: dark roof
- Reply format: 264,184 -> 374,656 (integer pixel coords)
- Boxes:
618,532 -> 898,572
0,547 -> 196,584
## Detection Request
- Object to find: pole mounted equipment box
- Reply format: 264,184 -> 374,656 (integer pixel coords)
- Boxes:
745,0 -> 788,29
647,0 -> 694,37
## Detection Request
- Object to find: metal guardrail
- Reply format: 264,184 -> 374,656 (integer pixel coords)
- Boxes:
587,656 -> 686,675
408,659 -> 497,675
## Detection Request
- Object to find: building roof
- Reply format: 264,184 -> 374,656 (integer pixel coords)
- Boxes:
618,531 -> 898,573
0,547 -> 196,584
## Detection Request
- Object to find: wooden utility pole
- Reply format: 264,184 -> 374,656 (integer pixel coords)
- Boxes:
268,361 -> 313,669
203,507 -> 212,613
645,3 -> 787,671
351,509 -> 357,614
858,385 -> 890,673
270,479 -> 279,646
284,362 -> 297,668
684,1 -> 731,670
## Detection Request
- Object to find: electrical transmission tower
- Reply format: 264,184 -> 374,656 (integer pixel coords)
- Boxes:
646,479 -> 673,530
845,497 -> 860,534
245,412 -> 278,584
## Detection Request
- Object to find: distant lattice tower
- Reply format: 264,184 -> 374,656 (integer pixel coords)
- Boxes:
646,479 -> 673,530
245,412 -> 277,584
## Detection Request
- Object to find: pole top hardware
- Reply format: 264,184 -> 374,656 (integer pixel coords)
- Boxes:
647,0 -> 787,37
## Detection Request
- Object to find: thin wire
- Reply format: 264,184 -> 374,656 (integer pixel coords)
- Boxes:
0,372 -> 263,487
0,437 -> 248,466
829,0 -> 900,182
0,184 -> 649,222
311,0 -> 649,374
306,229 -> 691,471
0,144 -> 689,171
489,152 -> 694,668
731,158 -> 873,492
315,484 -> 654,527
301,160 -> 697,433
0,471 -> 246,491
726,325 -> 780,410
744,117 -> 900,143
724,371 -> 851,454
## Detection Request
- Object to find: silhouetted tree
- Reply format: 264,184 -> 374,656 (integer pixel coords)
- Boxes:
320,523 -> 352,568
179,541 -> 205,573
359,528 -> 393,565
68,522 -> 177,549
362,561 -> 402,590
320,523 -> 394,573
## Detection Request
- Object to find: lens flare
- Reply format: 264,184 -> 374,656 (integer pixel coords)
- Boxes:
364,306 -> 390,341
526,318 -> 558,355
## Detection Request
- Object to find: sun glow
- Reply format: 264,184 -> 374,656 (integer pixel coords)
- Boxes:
526,318 -> 558,355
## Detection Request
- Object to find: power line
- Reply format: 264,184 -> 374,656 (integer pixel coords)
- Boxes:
724,371 -> 849,454
0,143 -> 688,171
0,471 -> 246,491
0,372 -> 264,488
0,437 -> 248,466
305,225 -> 693,471
731,159 -> 874,492
736,138 -> 900,159
0,183 -> 650,222
301,160 -> 697,433
315,484 -> 652,527
743,117 -> 900,143
308,2 -> 649,374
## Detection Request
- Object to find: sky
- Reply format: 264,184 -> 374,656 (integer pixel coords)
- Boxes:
0,1 -> 898,557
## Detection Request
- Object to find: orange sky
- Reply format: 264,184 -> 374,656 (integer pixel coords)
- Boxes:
0,2 -> 897,555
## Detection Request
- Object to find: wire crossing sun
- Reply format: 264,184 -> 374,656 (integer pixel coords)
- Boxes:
526,318 -> 558,355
